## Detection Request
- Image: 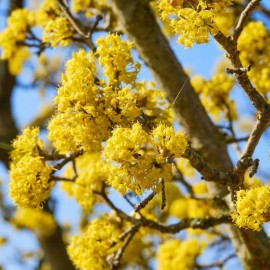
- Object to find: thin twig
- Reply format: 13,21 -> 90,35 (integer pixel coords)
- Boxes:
111,223 -> 139,269
196,254 -> 236,269
134,192 -> 156,212
233,0 -> 260,41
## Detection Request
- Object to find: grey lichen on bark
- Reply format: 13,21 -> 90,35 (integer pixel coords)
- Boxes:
111,0 -> 270,269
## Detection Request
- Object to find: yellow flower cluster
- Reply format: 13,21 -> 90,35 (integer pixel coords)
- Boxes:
238,21 -> 270,96
68,215 -> 121,270
191,73 -> 236,122
0,9 -> 34,74
72,0 -> 106,16
13,208 -> 57,236
157,0 -> 232,47
176,157 -> 195,177
9,127 -> 53,209
36,0 -> 61,28
157,238 -> 203,270
61,153 -> 107,211
48,50 -> 110,153
48,35 -> 171,155
96,34 -> 141,84
170,197 -> 212,219
72,0 -> 92,13
104,123 -> 187,194
232,186 -> 270,231
43,17 -> 74,47
152,124 -> 187,157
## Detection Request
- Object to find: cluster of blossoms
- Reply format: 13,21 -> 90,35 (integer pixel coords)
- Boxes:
47,34 -> 186,196
9,127 -> 53,209
238,21 -> 270,97
104,123 -> 187,195
157,0 -> 232,47
0,9 -> 34,74
157,238 -> 203,269
72,0 -> 107,16
13,208 -> 57,237
68,215 -> 122,270
191,73 -> 236,122
232,185 -> 270,231
61,153 -> 107,210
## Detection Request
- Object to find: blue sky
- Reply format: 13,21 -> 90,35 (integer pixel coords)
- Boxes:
1,1 -> 270,269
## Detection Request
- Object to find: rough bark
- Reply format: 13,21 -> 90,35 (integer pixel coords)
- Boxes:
111,0 -> 270,269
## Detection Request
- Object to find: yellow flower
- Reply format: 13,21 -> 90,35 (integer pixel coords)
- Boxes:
9,155 -> 53,209
152,124 -> 187,157
61,153 -> 107,210
43,17 -> 74,47
232,186 -> 270,231
68,215 -> 121,270
157,239 -> 203,270
96,34 -> 141,84
13,208 -> 56,236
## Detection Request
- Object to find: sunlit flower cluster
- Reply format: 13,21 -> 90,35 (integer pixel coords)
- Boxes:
191,73 -> 236,122
96,34 -> 141,84
0,9 -> 34,74
9,127 -> 53,209
232,185 -> 270,231
104,123 -> 187,194
157,238 -> 203,270
157,0 -> 232,47
68,215 -> 122,270
61,153 -> 107,210
43,17 -> 74,47
238,21 -> 270,96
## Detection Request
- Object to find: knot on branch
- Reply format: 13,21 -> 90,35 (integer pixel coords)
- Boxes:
226,65 -> 251,75
235,157 -> 259,178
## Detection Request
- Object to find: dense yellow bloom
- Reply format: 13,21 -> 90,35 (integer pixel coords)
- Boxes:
48,109 -> 110,153
48,50 -> 110,153
157,0 -> 231,47
13,208 -> 57,236
152,124 -> 187,157
9,155 -> 53,209
232,186 -> 270,231
68,215 -> 121,270
191,73 -> 236,122
135,81 -> 172,127
61,153 -> 107,210
104,123 -> 174,194
43,17 -> 74,47
238,22 -> 270,95
0,9 -> 34,73
55,50 -> 98,111
104,123 -> 148,163
157,239 -> 203,270
9,127 -> 53,209
10,127 -> 44,163
103,86 -> 141,123
96,34 -> 141,84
